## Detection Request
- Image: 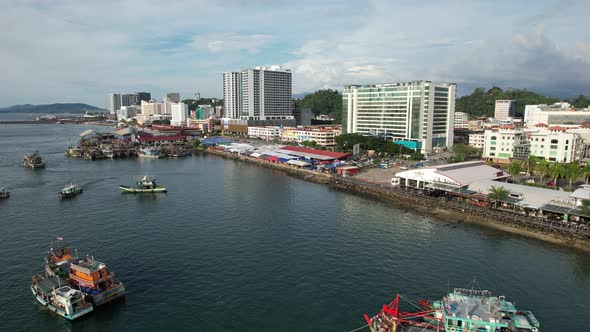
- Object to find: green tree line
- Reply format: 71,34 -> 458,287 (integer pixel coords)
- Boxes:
454,87 -> 590,118
293,89 -> 342,123
295,87 -> 590,123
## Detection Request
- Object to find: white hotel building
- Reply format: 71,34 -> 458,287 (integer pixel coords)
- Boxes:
524,102 -> 590,128
241,66 -> 293,120
223,72 -> 241,119
343,81 -> 456,153
482,125 -> 584,163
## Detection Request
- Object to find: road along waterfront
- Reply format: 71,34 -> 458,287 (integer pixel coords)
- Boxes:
1,124 -> 590,331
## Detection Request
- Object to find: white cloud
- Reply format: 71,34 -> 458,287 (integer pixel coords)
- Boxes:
192,33 -> 274,54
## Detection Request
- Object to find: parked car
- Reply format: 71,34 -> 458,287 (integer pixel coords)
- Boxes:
546,181 -> 556,186
399,166 -> 409,170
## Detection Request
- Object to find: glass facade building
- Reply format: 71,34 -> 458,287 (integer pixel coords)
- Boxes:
342,81 -> 456,152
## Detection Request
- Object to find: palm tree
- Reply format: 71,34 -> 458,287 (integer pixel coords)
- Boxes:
507,161 -> 522,177
527,155 -> 539,176
535,159 -> 550,182
564,163 -> 582,187
488,185 -> 510,208
582,164 -> 590,184
547,163 -> 566,187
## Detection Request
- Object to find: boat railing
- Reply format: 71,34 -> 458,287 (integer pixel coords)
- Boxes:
453,288 -> 492,297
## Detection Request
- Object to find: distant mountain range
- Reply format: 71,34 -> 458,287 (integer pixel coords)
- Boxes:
0,103 -> 105,114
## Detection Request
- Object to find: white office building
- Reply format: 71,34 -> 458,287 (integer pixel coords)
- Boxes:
454,112 -> 469,129
109,93 -> 121,115
494,100 -> 515,120
524,102 -> 590,128
241,66 -> 293,120
343,81 -> 456,153
482,126 -> 583,163
223,72 -> 242,119
171,102 -> 188,126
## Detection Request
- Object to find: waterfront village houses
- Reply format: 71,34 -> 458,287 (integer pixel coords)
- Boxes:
342,81 -> 456,153
247,126 -> 342,146
481,125 -> 585,163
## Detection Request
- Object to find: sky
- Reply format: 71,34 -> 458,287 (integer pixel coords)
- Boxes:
1,0 -> 590,108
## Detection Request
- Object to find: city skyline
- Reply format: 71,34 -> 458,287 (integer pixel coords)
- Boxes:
1,0 -> 590,108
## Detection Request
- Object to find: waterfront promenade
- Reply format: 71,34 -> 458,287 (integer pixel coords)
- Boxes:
205,148 -> 590,251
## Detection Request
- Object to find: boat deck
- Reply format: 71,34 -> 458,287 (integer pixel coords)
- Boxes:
34,276 -> 68,295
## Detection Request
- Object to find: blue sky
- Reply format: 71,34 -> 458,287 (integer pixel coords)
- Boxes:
1,0 -> 589,108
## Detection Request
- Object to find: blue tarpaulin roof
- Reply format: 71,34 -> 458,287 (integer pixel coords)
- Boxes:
200,137 -> 234,146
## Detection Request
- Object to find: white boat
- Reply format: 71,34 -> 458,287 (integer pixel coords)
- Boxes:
0,187 -> 9,199
119,176 -> 167,193
31,275 -> 94,320
59,184 -> 83,199
138,148 -> 160,159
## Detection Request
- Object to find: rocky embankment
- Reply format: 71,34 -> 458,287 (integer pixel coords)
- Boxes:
204,148 -> 590,252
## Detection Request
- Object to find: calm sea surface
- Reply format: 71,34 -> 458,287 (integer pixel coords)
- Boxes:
0,121 -> 589,332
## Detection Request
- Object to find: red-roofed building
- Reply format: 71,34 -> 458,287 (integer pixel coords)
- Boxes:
580,123 -> 590,129
548,126 -> 566,132
534,123 -> 548,127
278,146 -> 349,160
136,135 -> 185,143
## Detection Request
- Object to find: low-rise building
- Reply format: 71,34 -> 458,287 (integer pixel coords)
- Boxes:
468,120 -> 484,131
454,112 -> 469,129
281,126 -> 341,146
392,161 -> 509,189
468,133 -> 485,149
248,126 -> 282,140
482,125 -> 584,163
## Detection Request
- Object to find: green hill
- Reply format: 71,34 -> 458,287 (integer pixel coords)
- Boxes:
0,103 -> 104,113
454,87 -> 587,118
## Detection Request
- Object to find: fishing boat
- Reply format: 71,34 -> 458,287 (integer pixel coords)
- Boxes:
119,176 -> 167,193
59,184 -> 83,199
23,151 -> 46,168
31,274 -> 93,320
69,256 -> 126,306
65,147 -> 81,158
0,187 -> 9,199
138,148 -> 160,159
363,287 -> 540,332
45,244 -> 74,279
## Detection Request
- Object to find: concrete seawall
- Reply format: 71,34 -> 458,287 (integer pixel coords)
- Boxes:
203,148 -> 590,252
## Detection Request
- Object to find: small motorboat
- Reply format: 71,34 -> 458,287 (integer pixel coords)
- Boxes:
59,184 -> 83,199
119,176 -> 167,193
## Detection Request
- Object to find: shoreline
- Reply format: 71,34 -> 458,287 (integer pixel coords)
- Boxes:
203,148 -> 590,252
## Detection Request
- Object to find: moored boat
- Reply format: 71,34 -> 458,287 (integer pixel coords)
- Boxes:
119,176 -> 167,193
364,287 -> 540,332
138,148 -> 160,158
0,187 -> 9,199
59,183 -> 83,199
69,256 -> 126,306
23,151 -> 46,168
31,274 -> 93,320
65,147 -> 81,158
